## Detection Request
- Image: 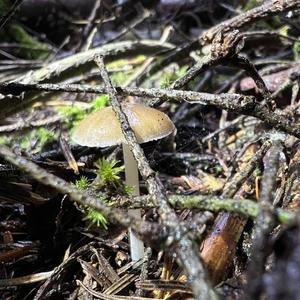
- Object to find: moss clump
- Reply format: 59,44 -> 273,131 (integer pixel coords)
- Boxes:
160,65 -> 188,88
73,158 -> 133,230
73,176 -> 109,230
94,158 -> 124,188
8,24 -> 51,59
0,128 -> 57,152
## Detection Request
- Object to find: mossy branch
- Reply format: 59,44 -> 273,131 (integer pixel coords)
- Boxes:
127,194 -> 295,225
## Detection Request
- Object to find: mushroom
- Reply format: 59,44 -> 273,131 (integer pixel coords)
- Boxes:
72,103 -> 175,261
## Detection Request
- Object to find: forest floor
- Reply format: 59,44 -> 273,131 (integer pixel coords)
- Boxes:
1,1 -> 300,299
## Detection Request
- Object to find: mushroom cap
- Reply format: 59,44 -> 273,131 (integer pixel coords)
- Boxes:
72,104 -> 175,147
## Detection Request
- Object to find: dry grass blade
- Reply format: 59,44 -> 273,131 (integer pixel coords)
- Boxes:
79,259 -> 113,290
0,271 -> 53,286
77,280 -> 158,300
136,280 -> 192,294
93,248 -> 120,282
59,134 -> 79,174
103,273 -> 138,295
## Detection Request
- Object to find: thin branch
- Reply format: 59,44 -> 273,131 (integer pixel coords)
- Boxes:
125,195 -> 295,225
94,55 -> 216,300
140,0 -> 300,96
0,81 -> 255,112
2,82 -> 300,139
0,115 -> 61,134
202,0 -> 300,43
246,138 -> 283,299
77,0 -> 102,52
231,54 -> 270,100
223,140 -> 272,197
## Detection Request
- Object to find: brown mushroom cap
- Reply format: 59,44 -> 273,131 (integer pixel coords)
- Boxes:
72,104 -> 175,147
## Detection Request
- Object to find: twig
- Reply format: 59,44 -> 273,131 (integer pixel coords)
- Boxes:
0,115 -> 61,134
94,55 -> 216,300
98,1 -> 145,45
282,145 -> 300,208
168,53 -> 217,91
0,40 -> 174,117
124,25 -> 174,87
0,81 -> 255,113
134,40 -> 199,86
136,247 -> 152,297
202,0 -> 300,43
201,116 -> 245,143
77,279 -> 153,300
246,138 -> 283,299
0,81 -> 252,109
100,8 -> 149,45
136,279 -> 192,294
230,54 -> 270,99
223,140 -> 272,197
77,0 -> 102,52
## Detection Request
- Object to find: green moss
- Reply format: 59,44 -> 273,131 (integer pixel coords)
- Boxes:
73,176 -> 109,229
58,105 -> 86,129
73,158 -> 133,229
293,40 -> 300,60
107,59 -> 130,69
73,157 -> 128,229
20,138 -> 30,150
16,128 -> 56,151
106,56 -> 146,85
110,71 -> 131,85
73,176 -> 90,190
0,136 -> 9,145
107,55 -> 145,69
10,128 -> 58,151
94,158 -> 124,188
8,24 -> 51,59
160,65 -> 188,88
83,207 -> 109,229
91,95 -> 109,111
35,128 -> 56,145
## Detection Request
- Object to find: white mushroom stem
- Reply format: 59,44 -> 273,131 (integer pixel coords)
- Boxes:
122,143 -> 144,261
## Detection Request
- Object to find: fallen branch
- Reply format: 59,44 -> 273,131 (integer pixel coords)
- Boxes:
17,40 -> 174,84
2,82 -> 300,140
126,195 -> 295,225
